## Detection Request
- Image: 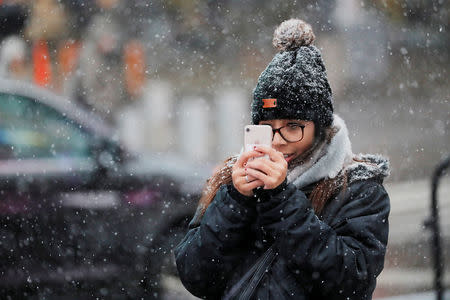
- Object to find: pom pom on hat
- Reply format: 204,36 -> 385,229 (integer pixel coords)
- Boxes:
272,19 -> 316,52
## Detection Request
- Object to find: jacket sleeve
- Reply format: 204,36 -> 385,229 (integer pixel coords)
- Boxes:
256,180 -> 390,299
174,184 -> 256,299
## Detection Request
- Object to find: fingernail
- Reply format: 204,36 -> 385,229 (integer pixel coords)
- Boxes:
253,146 -> 256,150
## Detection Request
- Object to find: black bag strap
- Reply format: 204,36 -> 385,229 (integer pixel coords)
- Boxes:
223,245 -> 277,300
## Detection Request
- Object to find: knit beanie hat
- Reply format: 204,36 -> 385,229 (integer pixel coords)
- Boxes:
251,19 -> 334,128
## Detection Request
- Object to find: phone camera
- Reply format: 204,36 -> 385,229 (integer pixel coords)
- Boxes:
245,128 -> 250,132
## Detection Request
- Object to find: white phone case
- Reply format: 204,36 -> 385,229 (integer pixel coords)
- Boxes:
244,125 -> 273,153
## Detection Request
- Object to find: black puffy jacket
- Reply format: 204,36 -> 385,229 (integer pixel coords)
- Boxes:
175,113 -> 390,299
175,171 -> 390,300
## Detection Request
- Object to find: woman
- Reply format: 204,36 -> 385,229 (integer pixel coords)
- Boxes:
175,19 -> 390,300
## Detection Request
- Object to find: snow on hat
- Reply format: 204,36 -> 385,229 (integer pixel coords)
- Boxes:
251,19 -> 334,128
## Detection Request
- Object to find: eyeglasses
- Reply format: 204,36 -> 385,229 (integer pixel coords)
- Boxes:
271,123 -> 306,143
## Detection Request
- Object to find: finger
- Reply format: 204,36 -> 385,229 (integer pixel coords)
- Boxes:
245,167 -> 269,186
254,146 -> 285,163
247,155 -> 286,177
232,168 -> 256,190
232,166 -> 243,179
246,174 -> 257,182
233,171 -> 263,195
247,166 -> 286,190
246,159 -> 273,176
253,145 -> 271,153
243,172 -> 257,183
235,150 -> 265,168
242,179 -> 264,191
233,166 -> 257,181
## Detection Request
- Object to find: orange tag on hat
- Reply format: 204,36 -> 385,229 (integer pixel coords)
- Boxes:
262,98 -> 277,108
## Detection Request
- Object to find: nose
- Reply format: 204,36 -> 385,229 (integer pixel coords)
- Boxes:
272,130 -> 287,147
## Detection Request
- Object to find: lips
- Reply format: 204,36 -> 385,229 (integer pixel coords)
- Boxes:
283,153 -> 295,163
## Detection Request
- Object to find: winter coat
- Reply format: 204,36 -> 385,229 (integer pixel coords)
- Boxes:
175,115 -> 390,300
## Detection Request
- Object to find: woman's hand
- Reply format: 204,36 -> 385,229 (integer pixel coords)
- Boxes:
245,146 -> 288,190
232,150 -> 265,197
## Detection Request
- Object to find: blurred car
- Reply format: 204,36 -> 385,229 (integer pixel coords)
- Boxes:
0,79 -> 207,299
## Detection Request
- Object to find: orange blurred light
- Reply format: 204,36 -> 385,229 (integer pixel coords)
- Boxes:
124,40 -> 146,99
32,40 -> 52,87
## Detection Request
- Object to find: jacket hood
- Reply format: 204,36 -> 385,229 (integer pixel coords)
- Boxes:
288,114 -> 390,188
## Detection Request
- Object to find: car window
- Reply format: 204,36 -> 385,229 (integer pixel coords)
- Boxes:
0,93 -> 93,159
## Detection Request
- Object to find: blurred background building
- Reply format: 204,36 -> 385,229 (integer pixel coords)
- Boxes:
0,0 -> 449,298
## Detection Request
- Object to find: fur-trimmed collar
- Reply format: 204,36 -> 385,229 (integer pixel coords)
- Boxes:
288,114 -> 390,188
347,153 -> 390,183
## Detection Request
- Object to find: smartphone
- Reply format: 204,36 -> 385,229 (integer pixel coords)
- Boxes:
244,125 -> 273,156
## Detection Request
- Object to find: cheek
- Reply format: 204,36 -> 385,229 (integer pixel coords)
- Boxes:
292,132 -> 315,154
293,142 -> 311,154
303,132 -> 315,149
303,125 -> 315,148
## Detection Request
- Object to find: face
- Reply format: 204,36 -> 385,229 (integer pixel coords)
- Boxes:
259,119 -> 315,164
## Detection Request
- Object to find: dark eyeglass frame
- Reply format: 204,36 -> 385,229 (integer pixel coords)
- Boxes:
271,124 -> 306,143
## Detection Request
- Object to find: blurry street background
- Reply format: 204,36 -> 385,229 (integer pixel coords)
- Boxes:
0,0 -> 449,298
